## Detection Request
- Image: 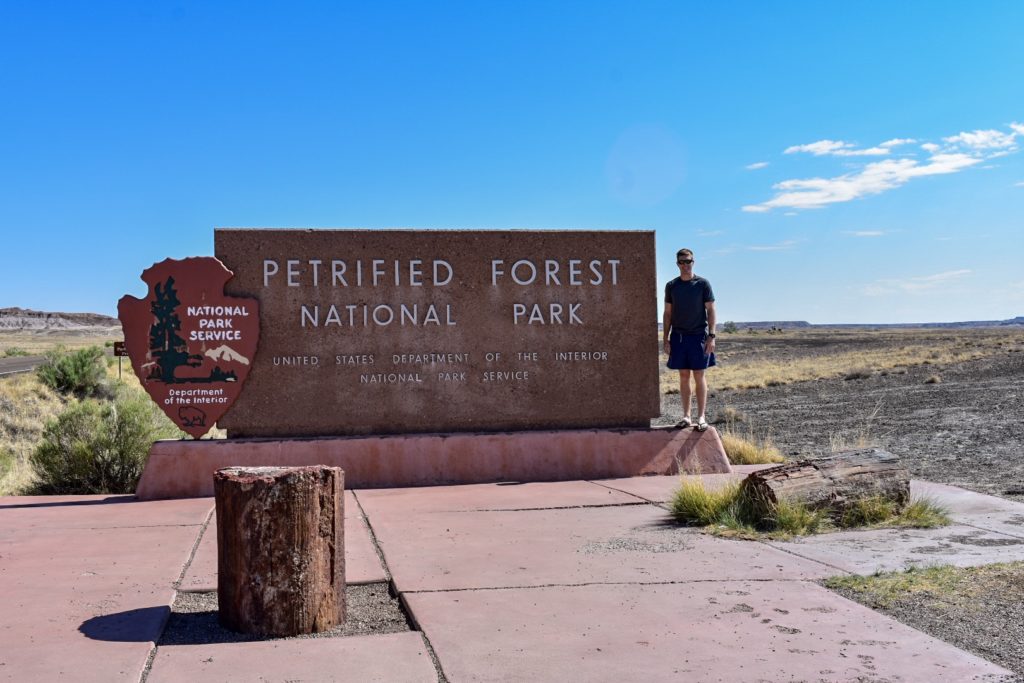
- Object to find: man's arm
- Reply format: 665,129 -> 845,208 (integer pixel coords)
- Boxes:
662,303 -> 672,356
704,301 -> 717,354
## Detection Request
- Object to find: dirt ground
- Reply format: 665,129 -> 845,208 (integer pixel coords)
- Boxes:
655,327 -> 1024,501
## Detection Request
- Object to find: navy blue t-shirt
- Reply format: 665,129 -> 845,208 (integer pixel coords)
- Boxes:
665,276 -> 715,335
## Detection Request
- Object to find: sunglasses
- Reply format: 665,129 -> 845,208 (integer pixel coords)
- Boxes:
677,259 -> 694,265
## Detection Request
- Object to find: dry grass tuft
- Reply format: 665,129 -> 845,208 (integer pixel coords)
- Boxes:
828,399 -> 884,452
668,478 -> 742,527
924,374 -> 942,384
669,473 -> 949,539
719,430 -> 784,465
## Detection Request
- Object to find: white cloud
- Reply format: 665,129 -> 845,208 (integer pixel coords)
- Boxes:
743,152 -> 983,212
834,146 -> 890,157
943,128 -> 1018,151
880,138 -> 916,148
845,230 -> 885,237
746,161 -> 769,170
785,140 -> 849,156
784,140 -> 889,157
1014,181 -> 1024,187
862,269 -> 972,296
746,123 -> 1024,213
746,239 -> 799,252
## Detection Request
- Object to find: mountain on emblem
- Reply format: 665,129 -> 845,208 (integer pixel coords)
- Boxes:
117,257 -> 260,438
205,345 -> 250,365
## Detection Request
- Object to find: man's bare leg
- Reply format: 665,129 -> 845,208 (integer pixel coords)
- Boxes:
693,369 -> 708,423
679,369 -> 693,420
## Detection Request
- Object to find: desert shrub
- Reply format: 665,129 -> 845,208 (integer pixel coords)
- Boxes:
721,321 -> 738,334
0,447 -> 14,480
36,346 -> 106,396
924,374 -> 942,384
2,347 -> 30,357
29,387 -> 181,494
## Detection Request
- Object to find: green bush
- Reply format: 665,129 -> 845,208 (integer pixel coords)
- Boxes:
721,321 -> 738,334
29,388 -> 181,494
2,347 -> 30,357
36,346 -> 106,396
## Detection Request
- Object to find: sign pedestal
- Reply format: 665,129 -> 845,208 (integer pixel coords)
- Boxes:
135,426 -> 730,500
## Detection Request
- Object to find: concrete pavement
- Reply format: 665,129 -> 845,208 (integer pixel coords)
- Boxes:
2,473 -> 1022,681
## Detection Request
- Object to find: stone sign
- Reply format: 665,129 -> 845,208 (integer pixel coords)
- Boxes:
214,229 -> 659,437
118,257 -> 260,438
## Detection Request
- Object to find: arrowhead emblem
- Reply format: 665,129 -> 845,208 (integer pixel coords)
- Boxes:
118,257 -> 260,438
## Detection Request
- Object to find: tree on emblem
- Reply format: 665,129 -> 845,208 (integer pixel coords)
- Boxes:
148,277 -> 201,382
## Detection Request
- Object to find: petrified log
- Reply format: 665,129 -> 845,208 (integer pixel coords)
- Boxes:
741,448 -> 910,519
215,466 -> 345,637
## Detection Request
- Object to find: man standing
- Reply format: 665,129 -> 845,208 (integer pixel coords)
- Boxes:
663,248 -> 716,431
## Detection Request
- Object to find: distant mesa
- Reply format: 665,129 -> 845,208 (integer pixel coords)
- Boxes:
0,307 -> 120,331
205,344 -> 250,365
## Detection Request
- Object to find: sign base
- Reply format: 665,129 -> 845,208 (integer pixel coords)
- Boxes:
136,427 -> 730,500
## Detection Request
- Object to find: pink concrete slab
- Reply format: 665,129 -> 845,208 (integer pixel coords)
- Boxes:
768,523 -> 1024,575
148,632 -> 436,682
0,521 -> 203,682
370,504 -> 833,592
0,494 -> 214,530
404,581 -> 1010,682
180,491 -> 387,591
914,480 -> 1024,539
355,479 -> 644,517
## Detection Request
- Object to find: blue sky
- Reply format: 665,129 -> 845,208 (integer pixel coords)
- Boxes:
1,1 -> 1021,324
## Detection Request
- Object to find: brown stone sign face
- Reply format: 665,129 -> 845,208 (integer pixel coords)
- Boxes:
215,229 -> 658,438
117,257 -> 260,438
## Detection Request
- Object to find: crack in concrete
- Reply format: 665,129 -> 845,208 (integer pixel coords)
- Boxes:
350,491 -> 392,583
139,505 -> 214,683
586,479 -> 664,504
402,577 -> 826,595
468,501 -> 650,512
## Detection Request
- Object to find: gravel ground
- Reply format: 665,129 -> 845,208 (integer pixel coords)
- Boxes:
825,563 -> 1024,681
159,583 -> 409,645
656,341 -> 1024,677
656,349 -> 1024,501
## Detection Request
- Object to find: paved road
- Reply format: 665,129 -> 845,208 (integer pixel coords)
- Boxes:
0,355 -> 44,377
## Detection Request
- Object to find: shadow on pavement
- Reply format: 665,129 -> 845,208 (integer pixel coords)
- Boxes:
79,606 -> 170,642
0,496 -> 136,511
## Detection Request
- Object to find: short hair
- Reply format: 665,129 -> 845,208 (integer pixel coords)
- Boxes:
676,248 -> 694,259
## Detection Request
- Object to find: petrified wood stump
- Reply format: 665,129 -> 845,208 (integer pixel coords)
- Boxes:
741,447 -> 910,518
214,465 -> 345,637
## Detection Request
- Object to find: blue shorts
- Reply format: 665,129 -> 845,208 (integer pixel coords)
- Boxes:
667,332 -> 716,371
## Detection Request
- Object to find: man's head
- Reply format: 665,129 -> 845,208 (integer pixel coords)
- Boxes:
676,248 -> 695,279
